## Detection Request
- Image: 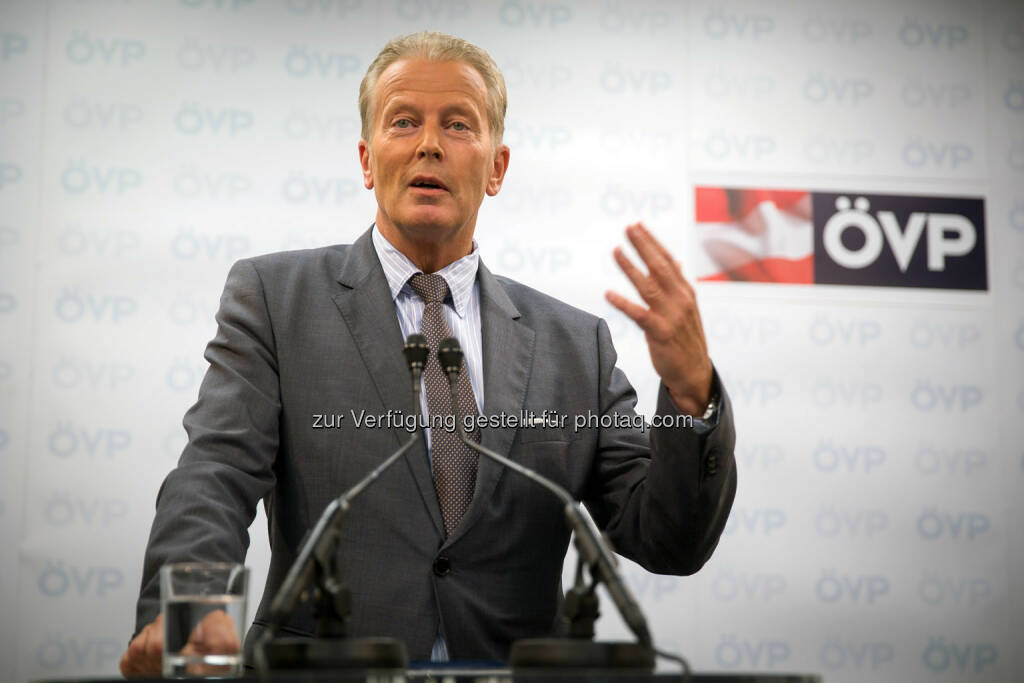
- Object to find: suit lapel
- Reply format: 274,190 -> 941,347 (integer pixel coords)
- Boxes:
443,263 -> 535,549
331,228 -> 444,538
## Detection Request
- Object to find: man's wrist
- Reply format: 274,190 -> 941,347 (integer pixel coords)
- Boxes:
663,369 -> 722,433
666,385 -> 711,416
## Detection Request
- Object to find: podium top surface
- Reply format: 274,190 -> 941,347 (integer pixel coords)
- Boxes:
35,671 -> 821,683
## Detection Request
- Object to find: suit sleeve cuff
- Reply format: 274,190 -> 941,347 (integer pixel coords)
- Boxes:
657,368 -> 725,435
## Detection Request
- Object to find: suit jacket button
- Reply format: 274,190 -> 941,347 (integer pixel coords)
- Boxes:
433,556 -> 451,576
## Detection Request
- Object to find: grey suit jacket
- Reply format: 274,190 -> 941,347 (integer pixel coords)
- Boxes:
134,227 -> 737,661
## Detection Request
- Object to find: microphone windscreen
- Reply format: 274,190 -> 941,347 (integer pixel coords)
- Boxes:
438,336 -> 463,375
403,333 -> 429,368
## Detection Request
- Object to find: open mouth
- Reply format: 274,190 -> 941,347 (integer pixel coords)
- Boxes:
410,177 -> 448,192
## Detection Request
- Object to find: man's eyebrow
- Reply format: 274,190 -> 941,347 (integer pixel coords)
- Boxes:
380,98 -> 420,115
439,102 -> 480,118
380,97 -> 481,120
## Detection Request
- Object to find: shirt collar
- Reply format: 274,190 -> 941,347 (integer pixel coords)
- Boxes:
371,224 -> 479,319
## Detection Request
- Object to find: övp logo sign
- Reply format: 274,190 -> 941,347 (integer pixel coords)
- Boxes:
813,192 -> 986,290
695,186 -> 986,290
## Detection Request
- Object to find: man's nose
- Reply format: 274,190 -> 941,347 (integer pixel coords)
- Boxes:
415,123 -> 444,160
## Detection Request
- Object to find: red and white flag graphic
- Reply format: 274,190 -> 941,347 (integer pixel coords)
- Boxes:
695,186 -> 813,284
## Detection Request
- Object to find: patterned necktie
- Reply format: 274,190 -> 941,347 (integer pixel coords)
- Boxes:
408,272 -> 481,537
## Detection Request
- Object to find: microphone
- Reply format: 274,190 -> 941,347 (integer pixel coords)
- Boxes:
437,336 -> 654,657
403,332 -> 429,382
257,333 -> 430,672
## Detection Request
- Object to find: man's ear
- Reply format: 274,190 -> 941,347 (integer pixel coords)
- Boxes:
358,139 -> 374,190
485,144 -> 510,197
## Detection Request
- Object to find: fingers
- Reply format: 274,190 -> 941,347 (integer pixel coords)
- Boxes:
624,223 -> 683,292
613,246 -> 658,304
143,615 -> 163,664
188,610 -> 241,655
120,611 -> 240,679
605,289 -> 653,333
609,224 -> 673,332
119,646 -> 140,677
609,221 -> 713,408
621,223 -> 698,305
120,615 -> 163,678
180,611 -> 242,676
633,222 -> 678,270
614,222 -> 697,312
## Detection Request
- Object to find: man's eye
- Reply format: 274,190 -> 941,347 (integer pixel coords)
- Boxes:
451,122 -> 468,131
394,119 -> 412,128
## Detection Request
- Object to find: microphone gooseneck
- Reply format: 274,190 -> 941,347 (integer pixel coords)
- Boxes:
256,333 -> 429,674
438,337 -> 574,506
436,336 -> 653,649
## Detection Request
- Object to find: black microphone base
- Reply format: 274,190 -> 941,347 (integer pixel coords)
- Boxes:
509,638 -> 655,671
263,636 -> 407,670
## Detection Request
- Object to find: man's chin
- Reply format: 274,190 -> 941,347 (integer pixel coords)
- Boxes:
393,213 -> 461,241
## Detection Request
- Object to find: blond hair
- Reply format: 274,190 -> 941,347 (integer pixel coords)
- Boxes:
359,31 -> 507,146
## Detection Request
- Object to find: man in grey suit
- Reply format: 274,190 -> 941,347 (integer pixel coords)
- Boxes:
120,31 -> 736,676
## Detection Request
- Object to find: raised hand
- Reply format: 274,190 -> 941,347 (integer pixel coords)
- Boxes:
605,222 -> 713,416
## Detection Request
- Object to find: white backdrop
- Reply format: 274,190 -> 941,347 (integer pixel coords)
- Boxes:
1,0 -> 1022,681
